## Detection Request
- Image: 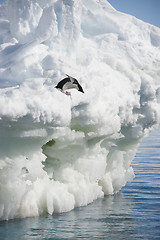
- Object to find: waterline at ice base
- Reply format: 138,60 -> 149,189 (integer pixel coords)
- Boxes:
0,0 -> 160,221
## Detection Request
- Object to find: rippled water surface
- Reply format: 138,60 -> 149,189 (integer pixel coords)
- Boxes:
0,128 -> 160,240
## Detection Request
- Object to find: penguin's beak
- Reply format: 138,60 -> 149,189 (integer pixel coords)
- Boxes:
79,88 -> 84,93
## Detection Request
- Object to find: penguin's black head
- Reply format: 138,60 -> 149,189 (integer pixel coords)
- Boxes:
77,83 -> 84,93
71,77 -> 84,93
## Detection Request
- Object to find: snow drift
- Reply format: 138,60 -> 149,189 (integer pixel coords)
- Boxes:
0,0 -> 160,220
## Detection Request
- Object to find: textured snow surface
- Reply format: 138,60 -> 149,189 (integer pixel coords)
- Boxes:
0,0 -> 160,220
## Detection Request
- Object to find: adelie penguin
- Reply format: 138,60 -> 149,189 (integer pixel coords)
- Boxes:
55,74 -> 84,96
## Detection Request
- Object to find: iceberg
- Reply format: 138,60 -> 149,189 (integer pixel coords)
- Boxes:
0,0 -> 160,220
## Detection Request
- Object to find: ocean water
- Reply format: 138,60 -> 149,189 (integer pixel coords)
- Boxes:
0,128 -> 160,240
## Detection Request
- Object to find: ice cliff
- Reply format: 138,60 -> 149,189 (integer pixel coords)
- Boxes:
0,0 -> 160,220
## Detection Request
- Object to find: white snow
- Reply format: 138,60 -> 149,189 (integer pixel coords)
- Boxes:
0,0 -> 160,220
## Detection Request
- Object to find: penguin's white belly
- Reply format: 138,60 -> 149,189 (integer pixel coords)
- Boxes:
62,82 -> 77,91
